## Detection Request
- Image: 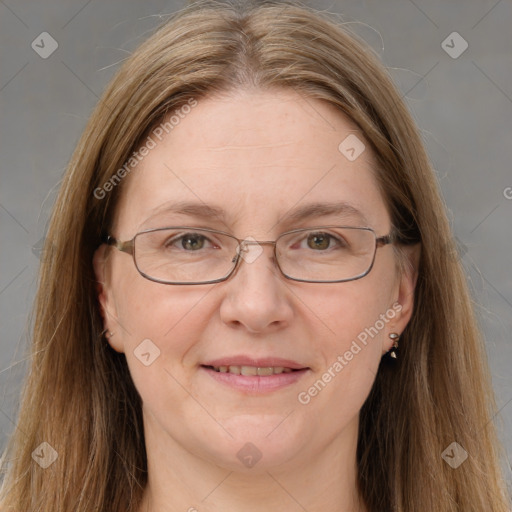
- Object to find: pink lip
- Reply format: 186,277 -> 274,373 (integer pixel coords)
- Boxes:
200,356 -> 310,394
200,366 -> 310,393
202,356 -> 308,370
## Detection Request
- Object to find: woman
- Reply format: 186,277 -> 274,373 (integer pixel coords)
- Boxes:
0,0 -> 509,510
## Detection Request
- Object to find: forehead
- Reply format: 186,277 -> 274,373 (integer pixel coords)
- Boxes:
114,88 -> 390,237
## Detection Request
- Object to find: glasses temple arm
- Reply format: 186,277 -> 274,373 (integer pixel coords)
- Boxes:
102,234 -> 134,255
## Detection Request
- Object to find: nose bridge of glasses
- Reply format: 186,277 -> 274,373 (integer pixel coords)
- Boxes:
238,239 -> 276,249
232,238 -> 278,269
236,238 -> 275,254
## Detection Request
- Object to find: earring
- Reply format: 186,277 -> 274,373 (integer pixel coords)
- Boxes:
103,329 -> 114,339
388,333 -> 400,359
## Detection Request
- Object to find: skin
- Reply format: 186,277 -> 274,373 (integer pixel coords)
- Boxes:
94,88 -> 419,512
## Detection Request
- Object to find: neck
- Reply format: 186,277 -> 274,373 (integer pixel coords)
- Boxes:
137,411 -> 366,512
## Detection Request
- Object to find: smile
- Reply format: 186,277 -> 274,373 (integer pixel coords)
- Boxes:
200,364 -> 310,393
204,365 -> 298,375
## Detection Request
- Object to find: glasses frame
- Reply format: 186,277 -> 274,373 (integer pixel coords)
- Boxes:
102,225 -> 397,285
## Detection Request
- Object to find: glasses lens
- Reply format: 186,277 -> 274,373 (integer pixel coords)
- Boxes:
276,226 -> 377,282
134,228 -> 238,283
133,226 -> 377,284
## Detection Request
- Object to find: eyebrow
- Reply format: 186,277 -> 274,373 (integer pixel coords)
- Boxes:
279,201 -> 369,226
143,200 -> 369,228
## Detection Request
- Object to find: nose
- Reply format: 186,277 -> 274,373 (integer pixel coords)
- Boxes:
218,241 -> 294,334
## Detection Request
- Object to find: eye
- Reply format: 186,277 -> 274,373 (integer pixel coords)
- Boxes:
165,232 -> 216,251
303,231 -> 346,251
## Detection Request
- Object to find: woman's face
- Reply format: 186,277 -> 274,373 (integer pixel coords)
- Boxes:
94,88 -> 417,472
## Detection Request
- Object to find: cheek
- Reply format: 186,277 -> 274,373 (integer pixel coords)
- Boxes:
314,274 -> 394,350
110,264 -> 212,377
111,283 -> 219,435
298,275 -> 396,410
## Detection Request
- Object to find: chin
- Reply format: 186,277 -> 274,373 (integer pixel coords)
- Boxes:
195,414 -> 309,472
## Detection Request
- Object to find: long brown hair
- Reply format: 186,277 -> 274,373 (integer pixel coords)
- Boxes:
1,1 -> 509,510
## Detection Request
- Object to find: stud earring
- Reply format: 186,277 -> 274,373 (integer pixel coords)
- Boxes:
388,332 -> 400,359
103,329 -> 115,339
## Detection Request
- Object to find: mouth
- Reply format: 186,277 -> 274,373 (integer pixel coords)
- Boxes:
199,358 -> 310,393
201,364 -> 301,375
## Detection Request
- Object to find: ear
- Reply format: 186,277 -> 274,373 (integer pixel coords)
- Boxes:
384,243 -> 421,352
92,244 -> 124,353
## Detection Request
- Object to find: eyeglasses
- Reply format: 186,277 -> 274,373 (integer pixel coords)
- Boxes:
103,225 -> 396,285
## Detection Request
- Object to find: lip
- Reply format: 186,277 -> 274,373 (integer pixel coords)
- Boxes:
200,356 -> 310,394
202,356 -> 308,370
201,366 -> 310,393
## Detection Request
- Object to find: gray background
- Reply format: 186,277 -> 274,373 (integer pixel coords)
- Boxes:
1,0 -> 511,489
